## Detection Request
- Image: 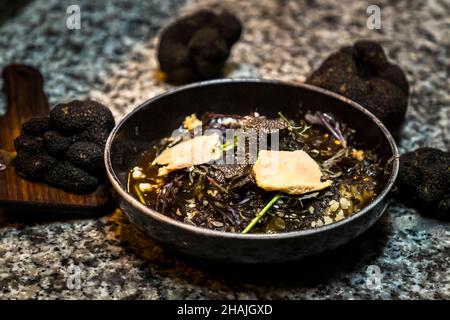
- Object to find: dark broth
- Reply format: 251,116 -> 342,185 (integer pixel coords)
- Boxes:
128,112 -> 385,234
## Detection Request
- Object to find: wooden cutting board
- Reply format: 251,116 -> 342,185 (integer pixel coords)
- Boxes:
0,64 -> 112,214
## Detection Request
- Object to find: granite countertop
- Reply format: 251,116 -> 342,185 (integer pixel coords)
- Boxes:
0,0 -> 449,299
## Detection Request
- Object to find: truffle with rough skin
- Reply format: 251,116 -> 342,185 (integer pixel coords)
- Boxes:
21,116 -> 50,136
306,40 -> 409,137
397,148 -> 450,219
43,130 -> 71,154
45,162 -> 98,193
15,151 -> 57,181
50,100 -> 115,133
157,10 -> 242,84
71,124 -> 111,147
65,141 -> 104,175
13,100 -> 115,193
14,135 -> 44,154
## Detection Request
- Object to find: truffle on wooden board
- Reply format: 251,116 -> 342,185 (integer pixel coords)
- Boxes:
13,100 -> 115,193
21,116 -> 50,136
14,135 -> 45,154
44,161 -> 99,193
65,141 -> 104,176
14,151 -> 57,181
43,130 -> 71,155
50,100 -> 115,133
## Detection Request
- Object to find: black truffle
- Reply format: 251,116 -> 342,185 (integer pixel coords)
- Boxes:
306,40 -> 409,137
45,162 -> 98,193
21,116 -> 50,136
157,10 -> 242,84
397,148 -> 450,219
65,141 -> 104,175
211,11 -> 242,45
188,28 -> 230,78
50,100 -> 115,133
15,151 -> 57,181
14,135 -> 44,154
43,130 -> 71,154
13,100 -> 115,194
72,124 -> 111,147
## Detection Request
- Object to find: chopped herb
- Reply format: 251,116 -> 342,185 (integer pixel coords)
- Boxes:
242,193 -> 282,234
278,111 -> 310,136
134,184 -> 147,205
305,111 -> 347,148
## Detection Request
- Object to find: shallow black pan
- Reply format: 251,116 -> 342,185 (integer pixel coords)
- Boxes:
105,79 -> 399,264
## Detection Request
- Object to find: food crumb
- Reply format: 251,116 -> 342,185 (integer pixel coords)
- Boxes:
329,199 -> 340,212
138,183 -> 153,192
207,189 -> 219,196
132,166 -> 146,179
183,114 -> 202,131
212,221 -> 224,228
324,216 -> 333,225
339,197 -> 351,210
352,149 -> 365,161
335,209 -> 345,221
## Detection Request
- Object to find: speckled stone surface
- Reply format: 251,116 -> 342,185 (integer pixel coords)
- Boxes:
0,0 -> 449,299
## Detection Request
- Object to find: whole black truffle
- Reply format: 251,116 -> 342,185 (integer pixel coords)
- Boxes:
306,40 -> 409,137
188,28 -> 230,78
50,100 -> 115,133
157,10 -> 242,84
21,116 -> 50,136
65,141 -> 104,175
43,130 -> 71,154
13,100 -> 115,194
15,151 -> 57,181
45,162 -> 98,193
72,123 -> 111,147
14,135 -> 44,154
397,148 -> 450,219
211,11 -> 242,45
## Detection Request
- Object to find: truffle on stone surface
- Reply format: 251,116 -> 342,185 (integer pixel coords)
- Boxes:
157,9 -> 242,84
397,147 -> 450,219
306,40 -> 409,137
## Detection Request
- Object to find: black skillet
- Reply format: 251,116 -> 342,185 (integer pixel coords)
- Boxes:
105,79 -> 398,263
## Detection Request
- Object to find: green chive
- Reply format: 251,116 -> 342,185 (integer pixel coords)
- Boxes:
242,193 -> 282,234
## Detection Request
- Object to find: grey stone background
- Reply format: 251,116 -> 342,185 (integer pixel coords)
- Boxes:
0,0 -> 448,299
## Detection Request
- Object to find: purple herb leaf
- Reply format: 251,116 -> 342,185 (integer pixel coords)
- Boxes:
305,111 -> 347,148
